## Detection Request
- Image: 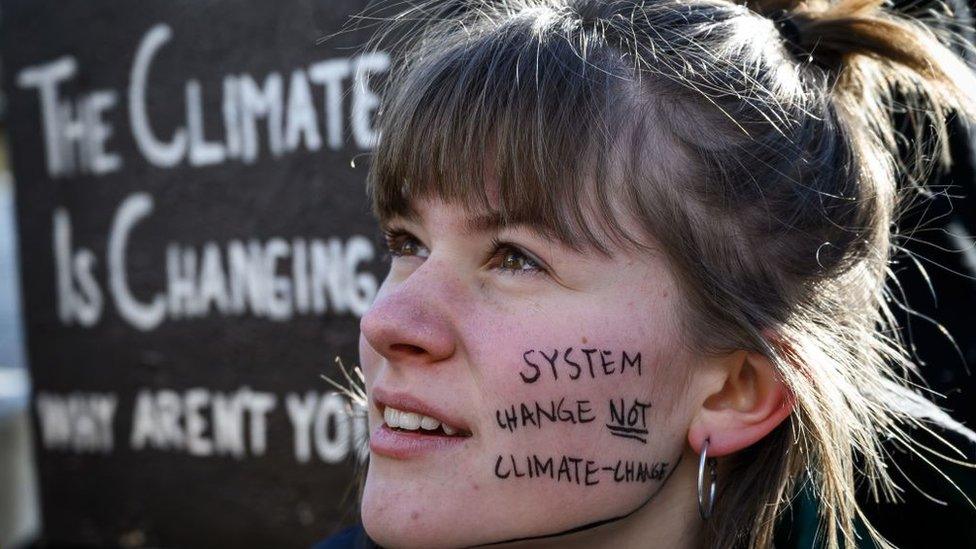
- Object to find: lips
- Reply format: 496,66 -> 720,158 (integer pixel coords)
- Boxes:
370,387 -> 473,459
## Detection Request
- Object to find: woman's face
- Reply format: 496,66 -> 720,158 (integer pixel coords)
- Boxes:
359,196 -> 701,547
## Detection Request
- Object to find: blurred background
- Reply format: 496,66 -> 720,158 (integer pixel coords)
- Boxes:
0,0 -> 975,548
1,125 -> 38,546
0,0 -> 382,546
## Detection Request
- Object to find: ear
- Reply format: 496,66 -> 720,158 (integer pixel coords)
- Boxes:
687,349 -> 794,458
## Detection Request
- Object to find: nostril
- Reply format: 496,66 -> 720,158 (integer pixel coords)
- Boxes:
390,343 -> 426,355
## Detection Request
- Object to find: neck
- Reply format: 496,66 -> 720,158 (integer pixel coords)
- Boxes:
496,446 -> 704,549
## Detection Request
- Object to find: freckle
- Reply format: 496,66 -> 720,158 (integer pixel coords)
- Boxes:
471,483 -> 480,491
411,511 -> 420,520
582,336 -> 588,344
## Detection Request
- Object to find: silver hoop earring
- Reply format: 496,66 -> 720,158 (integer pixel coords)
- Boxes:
697,437 -> 718,520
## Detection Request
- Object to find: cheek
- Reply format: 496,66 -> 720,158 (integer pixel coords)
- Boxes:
473,301 -> 684,416
455,310 -> 688,538
360,286 -> 691,546
474,318 -> 688,465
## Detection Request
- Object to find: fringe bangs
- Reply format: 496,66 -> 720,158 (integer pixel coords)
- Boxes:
367,9 -> 645,254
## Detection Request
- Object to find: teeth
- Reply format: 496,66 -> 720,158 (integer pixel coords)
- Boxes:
384,405 -> 459,435
399,411 -> 422,430
383,406 -> 399,427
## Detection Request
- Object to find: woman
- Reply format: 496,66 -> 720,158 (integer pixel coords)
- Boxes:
336,0 -> 976,546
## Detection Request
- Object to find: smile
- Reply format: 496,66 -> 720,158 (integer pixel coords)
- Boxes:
370,389 -> 473,459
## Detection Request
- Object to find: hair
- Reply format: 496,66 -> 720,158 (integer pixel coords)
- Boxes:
346,0 -> 976,547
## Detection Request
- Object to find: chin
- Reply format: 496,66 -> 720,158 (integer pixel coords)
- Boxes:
359,461 -> 615,548
360,467 -> 476,549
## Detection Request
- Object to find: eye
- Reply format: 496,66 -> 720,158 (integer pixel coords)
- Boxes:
383,227 -> 429,259
490,240 -> 544,276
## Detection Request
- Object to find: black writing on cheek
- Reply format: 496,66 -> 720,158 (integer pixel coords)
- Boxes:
600,350 -> 615,375
602,460 -> 669,483
520,350 -> 541,383
557,456 -> 579,482
540,349 -> 560,381
564,347 -> 582,380
496,407 -> 517,432
494,455 -> 669,486
577,400 -> 595,423
534,454 -> 554,477
518,347 -> 643,383
581,348 -> 598,378
585,459 -> 600,486
494,455 -> 510,479
495,398 -> 594,432
537,399 -> 557,424
621,351 -> 642,376
494,454 -> 589,484
556,398 -> 577,423
520,403 -> 538,428
606,398 -> 651,444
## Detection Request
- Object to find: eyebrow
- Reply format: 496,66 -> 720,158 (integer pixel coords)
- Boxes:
391,209 -> 542,236
387,206 -> 622,259
463,212 -> 533,233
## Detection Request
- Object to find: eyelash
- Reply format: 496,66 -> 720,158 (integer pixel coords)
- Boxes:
382,227 -> 545,276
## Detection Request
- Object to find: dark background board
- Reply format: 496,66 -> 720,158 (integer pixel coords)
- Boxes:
1,1 -> 382,546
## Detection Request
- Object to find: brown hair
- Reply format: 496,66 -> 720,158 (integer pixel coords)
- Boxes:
351,0 -> 976,546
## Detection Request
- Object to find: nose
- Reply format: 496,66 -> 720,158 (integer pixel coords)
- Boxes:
359,263 -> 458,365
